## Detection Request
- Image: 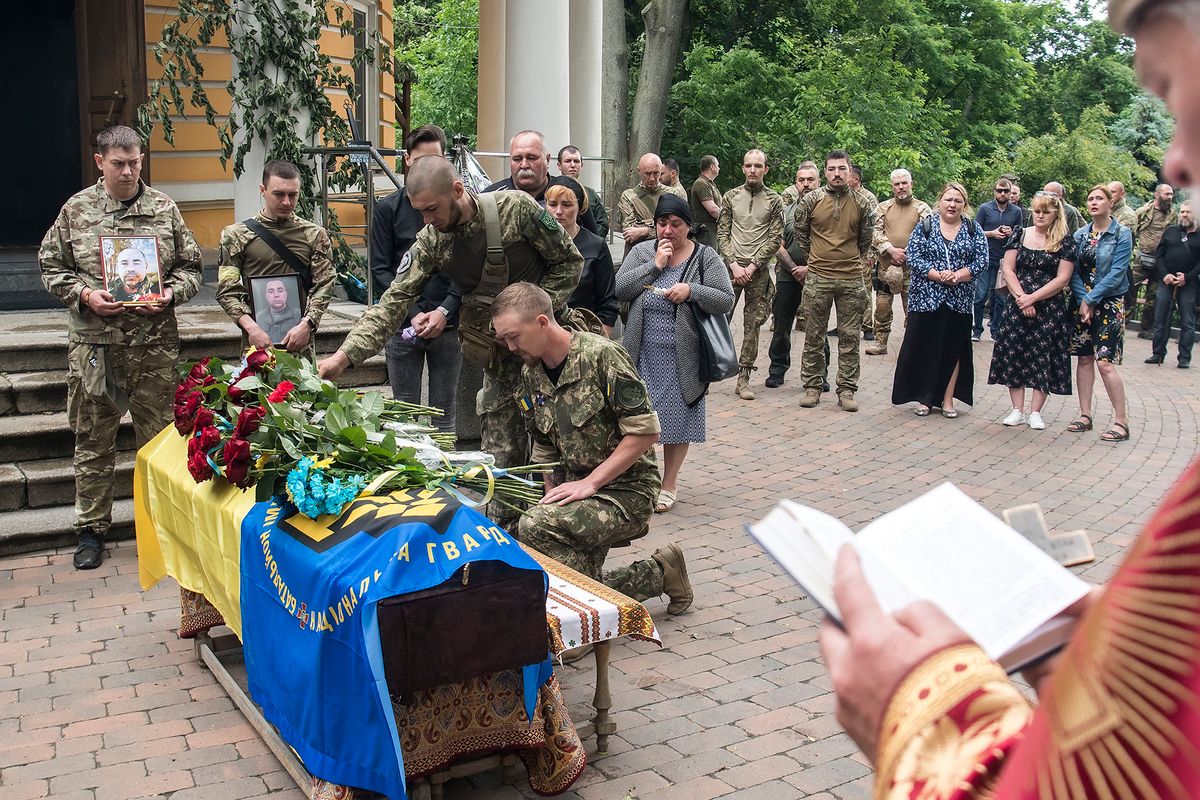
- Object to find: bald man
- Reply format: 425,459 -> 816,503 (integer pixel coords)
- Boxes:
717,149 -> 784,400
1041,182 -> 1085,232
1132,183 -> 1179,336
617,153 -> 674,256
1109,181 -> 1137,229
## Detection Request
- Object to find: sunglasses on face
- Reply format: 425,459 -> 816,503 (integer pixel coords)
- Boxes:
995,187 -> 1008,193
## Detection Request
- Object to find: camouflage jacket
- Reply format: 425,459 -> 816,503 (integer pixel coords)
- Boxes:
616,184 -> 673,232
519,331 -> 660,496
872,197 -> 933,258
1134,202 -> 1179,254
792,185 -> 878,273
39,179 -> 202,345
780,184 -> 801,207
1112,199 -> 1137,231
339,191 -> 582,366
216,212 -> 335,328
716,184 -> 784,267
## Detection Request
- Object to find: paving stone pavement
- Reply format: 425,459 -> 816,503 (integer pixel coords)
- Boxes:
2,322 -> 1197,800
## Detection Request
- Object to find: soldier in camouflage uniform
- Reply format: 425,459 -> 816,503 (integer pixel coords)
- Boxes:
867,169 -> 932,355
38,125 -> 202,569
717,149 -> 785,400
1132,184 -> 1179,336
217,160 -> 335,360
792,151 -> 877,411
617,153 -> 675,257
490,282 -> 693,613
318,157 -> 582,531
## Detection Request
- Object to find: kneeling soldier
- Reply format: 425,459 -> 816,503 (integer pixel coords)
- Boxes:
491,282 -> 693,614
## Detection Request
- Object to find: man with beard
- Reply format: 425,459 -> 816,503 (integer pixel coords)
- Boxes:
866,169 -> 932,355
1132,182 -> 1179,336
490,282 -> 693,614
767,161 -> 822,387
319,156 -> 582,531
1148,201 -> 1200,366
717,149 -> 785,400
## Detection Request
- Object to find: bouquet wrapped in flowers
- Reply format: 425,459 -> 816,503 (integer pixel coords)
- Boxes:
172,349 -> 550,519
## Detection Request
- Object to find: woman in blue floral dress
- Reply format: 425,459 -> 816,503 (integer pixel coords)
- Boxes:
892,183 -> 989,417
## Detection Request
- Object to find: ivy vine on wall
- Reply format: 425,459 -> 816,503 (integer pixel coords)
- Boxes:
139,0 -> 392,220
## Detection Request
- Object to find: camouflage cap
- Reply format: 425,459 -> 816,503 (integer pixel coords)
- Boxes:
1108,0 -> 1160,34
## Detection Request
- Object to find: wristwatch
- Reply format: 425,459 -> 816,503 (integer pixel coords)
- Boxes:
435,306 -> 450,319
303,316 -> 316,332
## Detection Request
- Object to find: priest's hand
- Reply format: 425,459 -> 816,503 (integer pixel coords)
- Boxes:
819,546 -> 971,763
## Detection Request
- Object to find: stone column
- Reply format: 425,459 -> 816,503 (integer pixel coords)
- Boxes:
568,0 -> 603,188
503,0 -> 570,154
476,0 -> 507,181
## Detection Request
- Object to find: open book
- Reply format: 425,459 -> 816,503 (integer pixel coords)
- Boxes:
747,483 -> 1090,673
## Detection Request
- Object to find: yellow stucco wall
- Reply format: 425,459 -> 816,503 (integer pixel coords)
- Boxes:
144,0 -> 397,248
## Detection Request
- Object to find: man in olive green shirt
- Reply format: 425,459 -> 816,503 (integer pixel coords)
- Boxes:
717,149 -> 785,400
792,150 -> 877,411
217,160 -> 335,359
689,155 -> 721,248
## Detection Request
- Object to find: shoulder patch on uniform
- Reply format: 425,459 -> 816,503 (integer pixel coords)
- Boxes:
609,376 -> 648,411
396,250 -> 413,275
539,209 -> 559,231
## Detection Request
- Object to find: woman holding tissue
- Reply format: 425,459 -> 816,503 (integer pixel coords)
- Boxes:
615,194 -> 734,513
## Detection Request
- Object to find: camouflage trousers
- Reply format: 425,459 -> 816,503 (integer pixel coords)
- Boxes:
479,356 -> 530,532
67,340 -> 177,535
872,271 -> 911,337
730,266 -> 775,369
517,486 -> 664,602
800,275 -> 866,393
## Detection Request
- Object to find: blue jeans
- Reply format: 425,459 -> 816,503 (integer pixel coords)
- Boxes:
973,261 -> 1001,336
385,330 -> 463,434
1152,281 -> 1198,364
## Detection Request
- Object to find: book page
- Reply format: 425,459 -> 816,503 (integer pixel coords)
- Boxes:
857,483 -> 1089,661
746,502 -> 854,618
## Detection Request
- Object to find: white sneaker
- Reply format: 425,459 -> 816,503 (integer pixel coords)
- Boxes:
1002,408 -> 1026,426
1028,411 -> 1046,430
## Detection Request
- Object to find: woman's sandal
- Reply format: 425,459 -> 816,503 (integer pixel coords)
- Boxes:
1100,422 -> 1130,442
655,489 -> 677,513
914,405 -> 931,416
1066,414 -> 1093,433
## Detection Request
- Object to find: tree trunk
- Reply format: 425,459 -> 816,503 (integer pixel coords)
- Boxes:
628,0 -> 687,172
601,0 -> 630,194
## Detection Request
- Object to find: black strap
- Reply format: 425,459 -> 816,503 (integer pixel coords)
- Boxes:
242,218 -> 313,290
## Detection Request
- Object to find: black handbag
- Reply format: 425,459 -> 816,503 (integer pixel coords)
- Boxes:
687,246 -> 739,383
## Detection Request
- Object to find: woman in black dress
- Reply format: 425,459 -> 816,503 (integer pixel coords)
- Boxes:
545,177 -> 619,335
987,193 -> 1077,430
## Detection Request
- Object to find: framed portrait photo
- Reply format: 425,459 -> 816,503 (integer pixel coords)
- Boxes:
99,236 -> 163,305
248,274 -> 305,346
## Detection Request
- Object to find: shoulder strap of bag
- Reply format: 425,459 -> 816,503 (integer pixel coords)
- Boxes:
631,191 -> 654,225
242,218 -> 312,290
472,193 -> 509,301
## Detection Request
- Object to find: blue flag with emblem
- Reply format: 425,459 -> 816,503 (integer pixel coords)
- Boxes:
239,488 -> 553,800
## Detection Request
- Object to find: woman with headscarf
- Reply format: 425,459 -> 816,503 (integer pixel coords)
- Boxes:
615,194 -> 734,513
545,176 -> 619,335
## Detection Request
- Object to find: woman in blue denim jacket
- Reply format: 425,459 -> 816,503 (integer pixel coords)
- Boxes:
892,182 -> 989,417
1069,184 -> 1134,441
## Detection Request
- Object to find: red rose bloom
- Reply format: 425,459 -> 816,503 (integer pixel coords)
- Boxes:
193,406 -> 214,433
172,391 -> 202,435
245,349 -> 271,370
186,438 -> 214,482
267,380 -> 296,403
228,384 -> 245,404
222,437 -> 253,488
187,358 -> 212,380
234,405 -> 267,438
194,424 -> 221,452
174,377 -> 199,404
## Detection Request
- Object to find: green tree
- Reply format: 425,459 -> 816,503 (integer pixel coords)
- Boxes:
1004,105 -> 1155,208
394,0 -> 479,141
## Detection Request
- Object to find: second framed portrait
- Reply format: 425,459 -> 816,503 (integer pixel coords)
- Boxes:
248,274 -> 305,345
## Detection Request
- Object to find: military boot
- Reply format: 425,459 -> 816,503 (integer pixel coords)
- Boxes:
865,332 -> 889,355
653,543 -> 693,615
73,527 -> 105,570
735,369 -> 756,400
